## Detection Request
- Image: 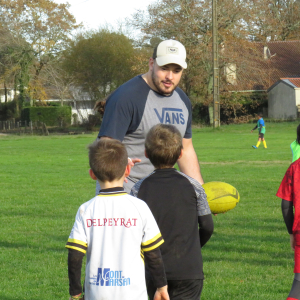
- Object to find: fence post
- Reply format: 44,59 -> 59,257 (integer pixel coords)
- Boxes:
39,121 -> 43,135
42,122 -> 49,136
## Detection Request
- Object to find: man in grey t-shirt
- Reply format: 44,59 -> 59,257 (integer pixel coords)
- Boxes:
96,39 -> 204,193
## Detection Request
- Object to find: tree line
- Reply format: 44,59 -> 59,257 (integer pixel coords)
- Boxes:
1,0 -> 300,123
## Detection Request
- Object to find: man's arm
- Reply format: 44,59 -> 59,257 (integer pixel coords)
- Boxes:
177,138 -> 204,184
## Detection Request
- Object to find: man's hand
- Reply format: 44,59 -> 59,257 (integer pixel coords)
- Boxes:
153,285 -> 170,300
290,234 -> 295,251
128,157 -> 141,167
124,157 -> 141,183
251,130 -> 253,133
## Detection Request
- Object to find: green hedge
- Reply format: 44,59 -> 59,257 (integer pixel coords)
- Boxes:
0,100 -> 18,121
21,106 -> 72,126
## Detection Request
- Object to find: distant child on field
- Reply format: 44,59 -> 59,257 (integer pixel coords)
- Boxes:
131,124 -> 214,300
291,124 -> 300,162
277,158 -> 300,300
251,113 -> 267,149
66,138 -> 169,300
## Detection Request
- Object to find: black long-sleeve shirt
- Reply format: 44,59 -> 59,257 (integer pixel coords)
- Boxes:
131,168 -> 214,280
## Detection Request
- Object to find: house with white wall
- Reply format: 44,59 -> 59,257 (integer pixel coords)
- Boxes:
0,85 -> 17,103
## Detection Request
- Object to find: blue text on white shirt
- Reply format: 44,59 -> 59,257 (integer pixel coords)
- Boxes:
89,268 -> 130,287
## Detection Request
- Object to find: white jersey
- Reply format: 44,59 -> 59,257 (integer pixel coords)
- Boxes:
66,189 -> 164,300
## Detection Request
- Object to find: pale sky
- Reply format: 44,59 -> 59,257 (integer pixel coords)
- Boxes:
53,0 -> 156,30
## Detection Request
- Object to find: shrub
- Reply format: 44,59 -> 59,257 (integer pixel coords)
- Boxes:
21,106 -> 71,126
192,92 -> 268,125
0,100 -> 19,121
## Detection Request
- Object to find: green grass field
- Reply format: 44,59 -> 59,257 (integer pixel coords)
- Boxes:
0,122 -> 297,300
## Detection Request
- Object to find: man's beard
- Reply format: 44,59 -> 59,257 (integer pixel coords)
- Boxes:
151,70 -> 178,96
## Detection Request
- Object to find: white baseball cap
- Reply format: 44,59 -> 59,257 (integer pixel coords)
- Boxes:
153,40 -> 187,69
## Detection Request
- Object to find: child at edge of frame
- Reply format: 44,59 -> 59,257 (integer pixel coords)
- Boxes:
277,157 -> 300,300
65,138 -> 169,300
130,123 -> 214,300
290,124 -> 300,162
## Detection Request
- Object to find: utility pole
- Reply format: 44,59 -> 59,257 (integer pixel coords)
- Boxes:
212,0 -> 220,127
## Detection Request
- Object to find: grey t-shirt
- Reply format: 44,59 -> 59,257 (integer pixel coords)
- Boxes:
98,75 -> 192,183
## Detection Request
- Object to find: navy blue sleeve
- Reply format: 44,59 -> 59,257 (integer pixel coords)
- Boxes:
98,90 -> 133,141
176,88 -> 192,139
98,76 -> 149,141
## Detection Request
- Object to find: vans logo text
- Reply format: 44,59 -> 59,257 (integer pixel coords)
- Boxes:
154,108 -> 185,125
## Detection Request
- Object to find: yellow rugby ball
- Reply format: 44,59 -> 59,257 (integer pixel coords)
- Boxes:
202,181 -> 240,214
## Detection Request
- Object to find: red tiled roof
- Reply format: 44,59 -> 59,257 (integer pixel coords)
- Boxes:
281,78 -> 300,88
267,41 -> 300,77
222,40 -> 300,92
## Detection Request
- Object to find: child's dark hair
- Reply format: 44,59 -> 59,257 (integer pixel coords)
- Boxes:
88,138 -> 128,182
297,124 -> 300,145
145,124 -> 183,169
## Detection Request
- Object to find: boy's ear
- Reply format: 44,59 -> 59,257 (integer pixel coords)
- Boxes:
144,149 -> 149,158
178,149 -> 183,159
89,169 -> 97,181
124,164 -> 131,178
